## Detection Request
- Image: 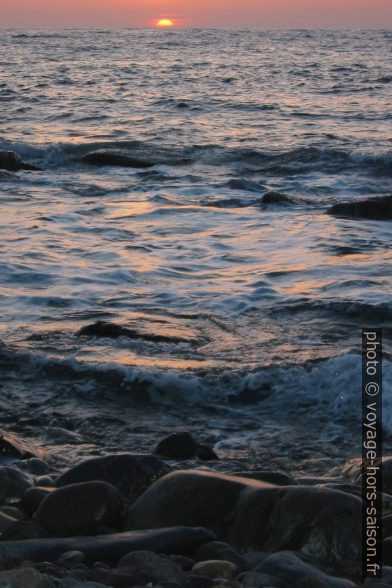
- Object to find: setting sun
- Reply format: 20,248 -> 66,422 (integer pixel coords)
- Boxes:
156,18 -> 174,27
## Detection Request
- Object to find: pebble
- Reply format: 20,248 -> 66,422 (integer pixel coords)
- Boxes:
192,560 -> 237,580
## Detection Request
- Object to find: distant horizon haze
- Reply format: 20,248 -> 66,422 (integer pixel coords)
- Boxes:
1,0 -> 392,28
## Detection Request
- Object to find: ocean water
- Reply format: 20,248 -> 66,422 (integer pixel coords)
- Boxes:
0,29 -> 391,468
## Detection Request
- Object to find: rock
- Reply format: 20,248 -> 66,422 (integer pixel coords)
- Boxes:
58,550 -> 86,567
241,552 -> 269,569
256,552 -> 355,587
55,453 -> 172,503
0,150 -> 40,172
0,526 -> 216,567
232,471 -> 297,486
192,560 -> 237,580
0,466 -> 33,504
342,456 -> 392,495
0,520 -> 48,541
327,195 -> 392,221
167,554 -> 195,570
0,510 -> 16,532
76,320 -> 197,345
1,506 -> 26,520
17,458 -> 53,476
193,541 -> 246,571
0,428 -> 47,463
237,571 -> 285,587
34,481 -> 123,537
123,470 -> 362,574
0,567 -> 55,587
22,486 -> 53,515
186,575 -> 215,587
81,149 -> 155,168
261,192 -> 298,206
59,580 -> 107,588
118,550 -> 187,584
154,432 -> 219,461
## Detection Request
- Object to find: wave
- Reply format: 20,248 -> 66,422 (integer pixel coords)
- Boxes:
1,345 -> 391,431
268,299 -> 392,323
2,138 -> 392,177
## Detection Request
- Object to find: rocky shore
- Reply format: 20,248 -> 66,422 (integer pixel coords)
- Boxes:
0,427 -> 390,588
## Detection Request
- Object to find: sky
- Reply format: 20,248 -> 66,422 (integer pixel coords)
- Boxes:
0,0 -> 392,29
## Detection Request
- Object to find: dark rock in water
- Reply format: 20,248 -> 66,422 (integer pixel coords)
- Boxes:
34,481 -> 123,537
327,195 -> 392,221
22,486 -> 53,515
0,520 -> 48,541
256,551 -> 355,587
123,470 -> 362,574
76,320 -> 196,345
117,550 -> 187,584
232,470 -> 297,486
0,427 -> 48,463
0,170 -> 15,180
261,192 -> 297,206
0,568 -> 55,588
0,526 -> 215,567
154,432 -> 219,461
192,541 -> 246,571
0,150 -> 41,171
81,149 -> 155,168
55,453 -> 172,503
0,466 -> 33,504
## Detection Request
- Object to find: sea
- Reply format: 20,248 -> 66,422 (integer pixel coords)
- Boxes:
0,28 -> 391,472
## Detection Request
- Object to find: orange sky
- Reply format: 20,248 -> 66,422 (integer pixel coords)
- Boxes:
1,0 -> 391,28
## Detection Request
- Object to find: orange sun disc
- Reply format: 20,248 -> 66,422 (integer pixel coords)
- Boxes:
156,19 -> 174,27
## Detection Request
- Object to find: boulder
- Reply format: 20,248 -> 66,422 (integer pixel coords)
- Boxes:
0,526 -> 215,567
0,150 -> 40,172
123,470 -> 362,574
80,144 -> 190,169
192,560 -> 237,580
22,486 -> 53,515
342,456 -> 392,495
256,552 -> 356,587
154,432 -> 219,461
237,571 -> 285,587
0,568 -> 55,588
34,481 -> 123,537
192,541 -> 246,571
117,550 -> 187,584
81,149 -> 154,168
0,466 -> 33,504
55,453 -> 172,503
0,520 -> 48,541
232,471 -> 296,486
327,195 -> 392,221
0,428 -> 47,463
0,510 -> 16,533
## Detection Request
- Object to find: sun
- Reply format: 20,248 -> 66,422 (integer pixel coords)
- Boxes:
156,18 -> 174,28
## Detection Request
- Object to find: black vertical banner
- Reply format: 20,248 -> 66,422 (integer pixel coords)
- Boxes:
362,329 -> 383,579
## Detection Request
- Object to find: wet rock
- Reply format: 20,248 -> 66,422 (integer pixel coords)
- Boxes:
237,571 -> 285,587
0,428 -> 48,463
232,471 -> 297,486
0,510 -> 16,533
1,506 -> 26,520
0,170 -> 15,180
118,550 -> 187,584
192,541 -> 246,571
81,149 -> 155,168
58,550 -> 86,567
0,567 -> 55,587
154,432 -> 219,461
0,526 -> 215,567
124,470 -> 362,574
1,520 -> 48,541
241,551 -> 268,569
55,453 -> 172,503
22,486 -> 53,515
35,481 -> 123,537
167,554 -> 195,570
76,320 -> 196,345
192,560 -> 237,580
261,192 -> 298,206
256,552 -> 355,587
0,466 -> 33,504
342,456 -> 392,495
327,195 -> 392,221
186,574 -> 215,587
0,150 -> 40,172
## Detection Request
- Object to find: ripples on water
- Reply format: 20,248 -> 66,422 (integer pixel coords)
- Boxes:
0,29 -> 391,461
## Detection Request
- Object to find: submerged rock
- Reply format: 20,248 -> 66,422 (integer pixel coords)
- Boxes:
0,568 -> 55,588
81,149 -> 155,168
0,466 -> 33,505
154,432 -> 219,461
55,453 -> 172,503
0,526 -> 215,567
123,470 -> 362,574
34,481 -> 123,537
80,146 -> 191,169
0,150 -> 40,172
261,192 -> 298,206
76,320 -> 196,344
0,427 -> 48,463
327,194 -> 392,221
256,551 -> 355,587
118,549 -> 187,584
